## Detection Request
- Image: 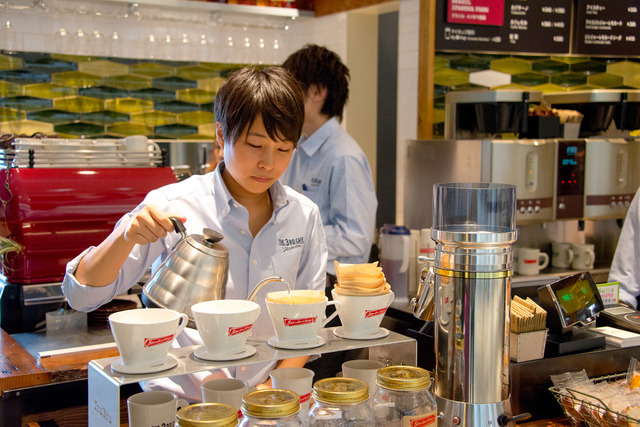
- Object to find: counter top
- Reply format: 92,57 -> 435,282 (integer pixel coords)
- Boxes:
1,327 -> 119,391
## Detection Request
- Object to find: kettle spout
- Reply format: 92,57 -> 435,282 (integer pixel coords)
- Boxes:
247,276 -> 289,302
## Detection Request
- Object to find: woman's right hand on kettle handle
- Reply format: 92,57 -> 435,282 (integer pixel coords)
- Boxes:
124,204 -> 186,245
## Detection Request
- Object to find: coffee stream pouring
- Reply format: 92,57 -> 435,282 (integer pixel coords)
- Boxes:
142,217 -> 288,327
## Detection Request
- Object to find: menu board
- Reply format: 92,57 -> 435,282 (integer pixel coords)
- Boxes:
436,0 -> 572,54
574,0 -> 639,56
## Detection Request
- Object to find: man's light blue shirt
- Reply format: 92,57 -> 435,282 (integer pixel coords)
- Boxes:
281,117 -> 377,275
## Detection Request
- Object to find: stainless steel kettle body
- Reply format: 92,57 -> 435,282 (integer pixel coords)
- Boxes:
142,217 -> 229,326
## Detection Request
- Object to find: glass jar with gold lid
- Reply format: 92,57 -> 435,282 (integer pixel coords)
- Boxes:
308,377 -> 375,427
370,366 -> 437,427
176,402 -> 239,427
238,389 -> 302,427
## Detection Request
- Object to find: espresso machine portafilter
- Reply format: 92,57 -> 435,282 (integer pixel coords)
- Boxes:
411,183 -> 530,426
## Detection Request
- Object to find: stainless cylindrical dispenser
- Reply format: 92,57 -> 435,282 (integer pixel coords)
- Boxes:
412,183 -> 523,426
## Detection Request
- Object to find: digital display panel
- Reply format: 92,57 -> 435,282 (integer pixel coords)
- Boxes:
547,273 -> 604,328
556,140 -> 585,196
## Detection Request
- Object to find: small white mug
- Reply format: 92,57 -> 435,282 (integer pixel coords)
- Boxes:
201,378 -> 256,417
551,241 -> 574,269
122,135 -> 160,165
269,367 -> 315,420
515,247 -> 549,276
342,359 -> 384,399
571,243 -> 595,270
127,391 -> 188,427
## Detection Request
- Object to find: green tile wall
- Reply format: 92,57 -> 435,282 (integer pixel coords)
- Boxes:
0,51 -> 241,139
433,53 -> 640,136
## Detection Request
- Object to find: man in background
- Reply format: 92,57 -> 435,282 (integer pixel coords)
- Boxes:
282,44 -> 378,286
609,187 -> 640,308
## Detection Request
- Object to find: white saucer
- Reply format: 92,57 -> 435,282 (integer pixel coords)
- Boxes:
267,335 -> 325,350
194,345 -> 257,361
111,355 -> 178,375
333,327 -> 389,340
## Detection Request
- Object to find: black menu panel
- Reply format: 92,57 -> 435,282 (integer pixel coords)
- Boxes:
436,0 -> 573,54
574,0 -> 639,56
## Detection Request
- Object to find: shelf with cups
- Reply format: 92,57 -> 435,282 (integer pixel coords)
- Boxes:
88,328 -> 416,427
97,0 -> 314,18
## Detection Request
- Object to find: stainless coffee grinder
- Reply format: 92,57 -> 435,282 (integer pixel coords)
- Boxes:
412,183 -> 529,426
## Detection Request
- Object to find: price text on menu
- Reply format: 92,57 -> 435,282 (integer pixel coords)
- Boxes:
574,0 -> 639,56
436,0 -> 572,54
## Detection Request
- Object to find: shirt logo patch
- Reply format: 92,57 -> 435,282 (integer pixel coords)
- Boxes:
279,237 -> 304,253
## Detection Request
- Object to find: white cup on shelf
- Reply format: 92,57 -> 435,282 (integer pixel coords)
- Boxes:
127,391 -> 188,427
571,243 -> 595,270
515,247 -> 549,276
551,241 -> 574,269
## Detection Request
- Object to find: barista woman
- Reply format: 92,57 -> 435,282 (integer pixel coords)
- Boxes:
62,66 -> 328,401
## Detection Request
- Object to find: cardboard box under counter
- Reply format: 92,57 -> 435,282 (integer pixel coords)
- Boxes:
510,329 -> 548,362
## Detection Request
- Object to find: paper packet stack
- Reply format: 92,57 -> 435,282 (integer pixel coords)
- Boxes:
511,295 -> 547,333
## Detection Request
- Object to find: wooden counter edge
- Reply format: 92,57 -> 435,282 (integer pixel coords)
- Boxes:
1,328 -> 120,393
0,328 -> 50,393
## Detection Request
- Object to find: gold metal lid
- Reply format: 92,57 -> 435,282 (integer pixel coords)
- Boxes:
376,366 -> 431,391
241,389 -> 300,418
176,403 -> 238,427
312,377 -> 369,404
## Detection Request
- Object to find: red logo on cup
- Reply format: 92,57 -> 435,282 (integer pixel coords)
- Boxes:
409,414 -> 436,427
228,323 -> 253,336
365,308 -> 387,318
523,259 -> 537,264
299,392 -> 311,404
284,316 -> 317,326
144,334 -> 174,347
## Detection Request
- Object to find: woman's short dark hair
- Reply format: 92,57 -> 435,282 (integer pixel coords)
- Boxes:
282,44 -> 350,122
214,66 -> 305,146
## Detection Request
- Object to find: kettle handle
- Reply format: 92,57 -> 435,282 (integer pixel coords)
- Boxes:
169,216 -> 187,240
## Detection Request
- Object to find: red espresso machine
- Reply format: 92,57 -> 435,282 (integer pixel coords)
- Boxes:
0,138 -> 178,333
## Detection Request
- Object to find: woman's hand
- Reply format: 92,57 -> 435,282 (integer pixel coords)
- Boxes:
75,204 -> 185,287
124,204 -> 186,245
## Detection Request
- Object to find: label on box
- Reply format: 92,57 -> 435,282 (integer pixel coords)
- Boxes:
597,282 -> 620,306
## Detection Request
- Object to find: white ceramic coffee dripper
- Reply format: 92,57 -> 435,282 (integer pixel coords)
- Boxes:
191,299 -> 261,361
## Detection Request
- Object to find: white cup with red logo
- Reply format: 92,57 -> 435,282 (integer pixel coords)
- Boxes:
108,308 -> 188,368
515,247 -> 549,276
266,289 -> 341,345
331,289 -> 394,337
269,367 -> 315,420
191,300 -> 261,358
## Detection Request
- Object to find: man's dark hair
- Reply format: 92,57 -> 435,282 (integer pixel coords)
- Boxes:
214,66 -> 305,146
282,44 -> 350,122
